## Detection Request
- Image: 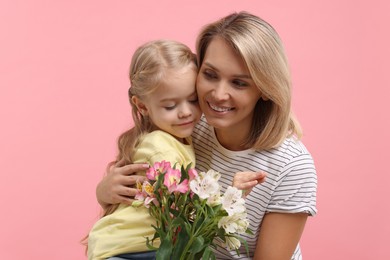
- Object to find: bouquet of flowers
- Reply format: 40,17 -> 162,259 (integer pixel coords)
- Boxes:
132,160 -> 252,260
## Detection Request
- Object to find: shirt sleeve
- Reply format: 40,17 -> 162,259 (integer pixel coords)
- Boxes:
267,152 -> 318,216
132,131 -> 195,169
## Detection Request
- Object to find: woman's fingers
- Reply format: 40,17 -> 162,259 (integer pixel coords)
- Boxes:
111,163 -> 149,176
97,162 -> 150,207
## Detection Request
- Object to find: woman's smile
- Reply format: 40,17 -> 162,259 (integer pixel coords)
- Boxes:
208,102 -> 234,113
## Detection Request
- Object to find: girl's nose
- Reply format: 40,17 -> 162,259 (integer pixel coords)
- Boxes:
178,104 -> 192,118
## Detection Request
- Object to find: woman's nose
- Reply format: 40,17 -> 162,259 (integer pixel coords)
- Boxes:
212,82 -> 229,101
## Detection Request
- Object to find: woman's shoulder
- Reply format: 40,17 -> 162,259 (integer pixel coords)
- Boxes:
270,137 -> 312,159
251,137 -> 314,173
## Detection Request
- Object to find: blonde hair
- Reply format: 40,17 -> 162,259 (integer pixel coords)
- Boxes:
117,40 -> 197,165
196,11 -> 302,150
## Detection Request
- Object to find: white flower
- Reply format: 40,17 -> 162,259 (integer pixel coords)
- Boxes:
189,170 -> 220,200
224,236 -> 241,250
207,191 -> 221,206
221,186 -> 246,216
218,212 -> 248,234
235,218 -> 249,234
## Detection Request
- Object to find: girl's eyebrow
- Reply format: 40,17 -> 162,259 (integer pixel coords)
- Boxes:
159,97 -> 176,103
203,62 -> 252,79
159,92 -> 197,103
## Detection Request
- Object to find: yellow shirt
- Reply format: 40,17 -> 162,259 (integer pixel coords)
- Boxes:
88,130 -> 195,260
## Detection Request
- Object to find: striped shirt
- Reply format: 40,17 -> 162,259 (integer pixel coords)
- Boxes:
192,116 -> 317,260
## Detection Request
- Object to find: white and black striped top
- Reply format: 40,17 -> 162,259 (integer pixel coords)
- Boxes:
192,116 -> 317,260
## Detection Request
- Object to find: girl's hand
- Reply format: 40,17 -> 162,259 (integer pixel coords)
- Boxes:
232,171 -> 267,197
96,160 -> 149,208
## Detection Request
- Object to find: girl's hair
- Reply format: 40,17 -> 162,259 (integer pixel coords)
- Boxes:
196,11 -> 302,150
117,40 -> 197,165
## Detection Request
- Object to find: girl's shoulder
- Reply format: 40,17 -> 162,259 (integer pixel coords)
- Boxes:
138,130 -> 176,143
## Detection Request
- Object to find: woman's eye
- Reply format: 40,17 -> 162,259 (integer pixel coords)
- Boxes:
203,70 -> 217,80
232,79 -> 248,87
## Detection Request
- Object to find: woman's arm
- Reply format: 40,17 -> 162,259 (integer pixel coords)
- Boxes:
96,161 -> 149,208
254,212 -> 308,260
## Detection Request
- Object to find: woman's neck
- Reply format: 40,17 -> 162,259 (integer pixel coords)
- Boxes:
214,128 -> 250,151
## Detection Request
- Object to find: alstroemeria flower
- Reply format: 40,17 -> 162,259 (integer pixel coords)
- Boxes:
207,191 -> 221,206
164,168 -> 189,193
189,170 -> 220,200
188,168 -> 198,180
131,161 -> 251,257
134,180 -> 145,201
221,186 -> 245,215
218,212 -> 248,234
144,196 -> 158,208
142,181 -> 154,196
223,236 -> 241,250
147,160 -> 171,180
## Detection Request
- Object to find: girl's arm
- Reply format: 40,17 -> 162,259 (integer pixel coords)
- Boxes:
232,171 -> 267,196
254,212 -> 308,260
96,161 -> 149,208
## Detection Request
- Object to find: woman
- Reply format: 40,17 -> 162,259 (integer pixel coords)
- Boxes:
96,11 -> 317,259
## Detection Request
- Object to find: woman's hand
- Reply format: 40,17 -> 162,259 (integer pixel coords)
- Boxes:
232,171 -> 267,197
96,160 -> 149,209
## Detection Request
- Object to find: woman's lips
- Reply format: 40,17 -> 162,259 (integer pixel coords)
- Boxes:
208,102 -> 234,112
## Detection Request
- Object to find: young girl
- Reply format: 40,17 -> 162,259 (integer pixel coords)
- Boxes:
96,11 -> 317,260
87,40 -> 201,260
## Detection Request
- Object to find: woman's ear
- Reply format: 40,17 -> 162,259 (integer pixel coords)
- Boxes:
131,96 -> 149,116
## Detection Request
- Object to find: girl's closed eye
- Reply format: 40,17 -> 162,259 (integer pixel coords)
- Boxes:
163,103 -> 176,110
189,96 -> 198,104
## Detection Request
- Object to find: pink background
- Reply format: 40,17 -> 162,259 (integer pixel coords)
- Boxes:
1,0 -> 389,259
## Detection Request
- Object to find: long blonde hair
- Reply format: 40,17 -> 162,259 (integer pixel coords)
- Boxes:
117,40 -> 197,165
196,11 -> 302,150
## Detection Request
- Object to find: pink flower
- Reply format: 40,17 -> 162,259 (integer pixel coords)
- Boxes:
146,167 -> 158,181
142,181 -> 154,196
164,168 -> 189,194
134,180 -> 145,201
144,196 -> 158,208
147,160 -> 172,180
137,181 -> 158,208
188,168 -> 198,180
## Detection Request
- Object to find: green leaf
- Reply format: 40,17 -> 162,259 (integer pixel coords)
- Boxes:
184,221 -> 192,234
245,227 -> 254,235
156,235 -> 173,260
201,246 -> 212,260
171,225 -> 190,259
189,236 -> 205,254
145,236 -> 158,250
180,164 -> 189,182
236,236 -> 250,257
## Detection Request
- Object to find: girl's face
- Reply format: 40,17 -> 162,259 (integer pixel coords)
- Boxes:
196,37 -> 262,145
134,65 -> 201,140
